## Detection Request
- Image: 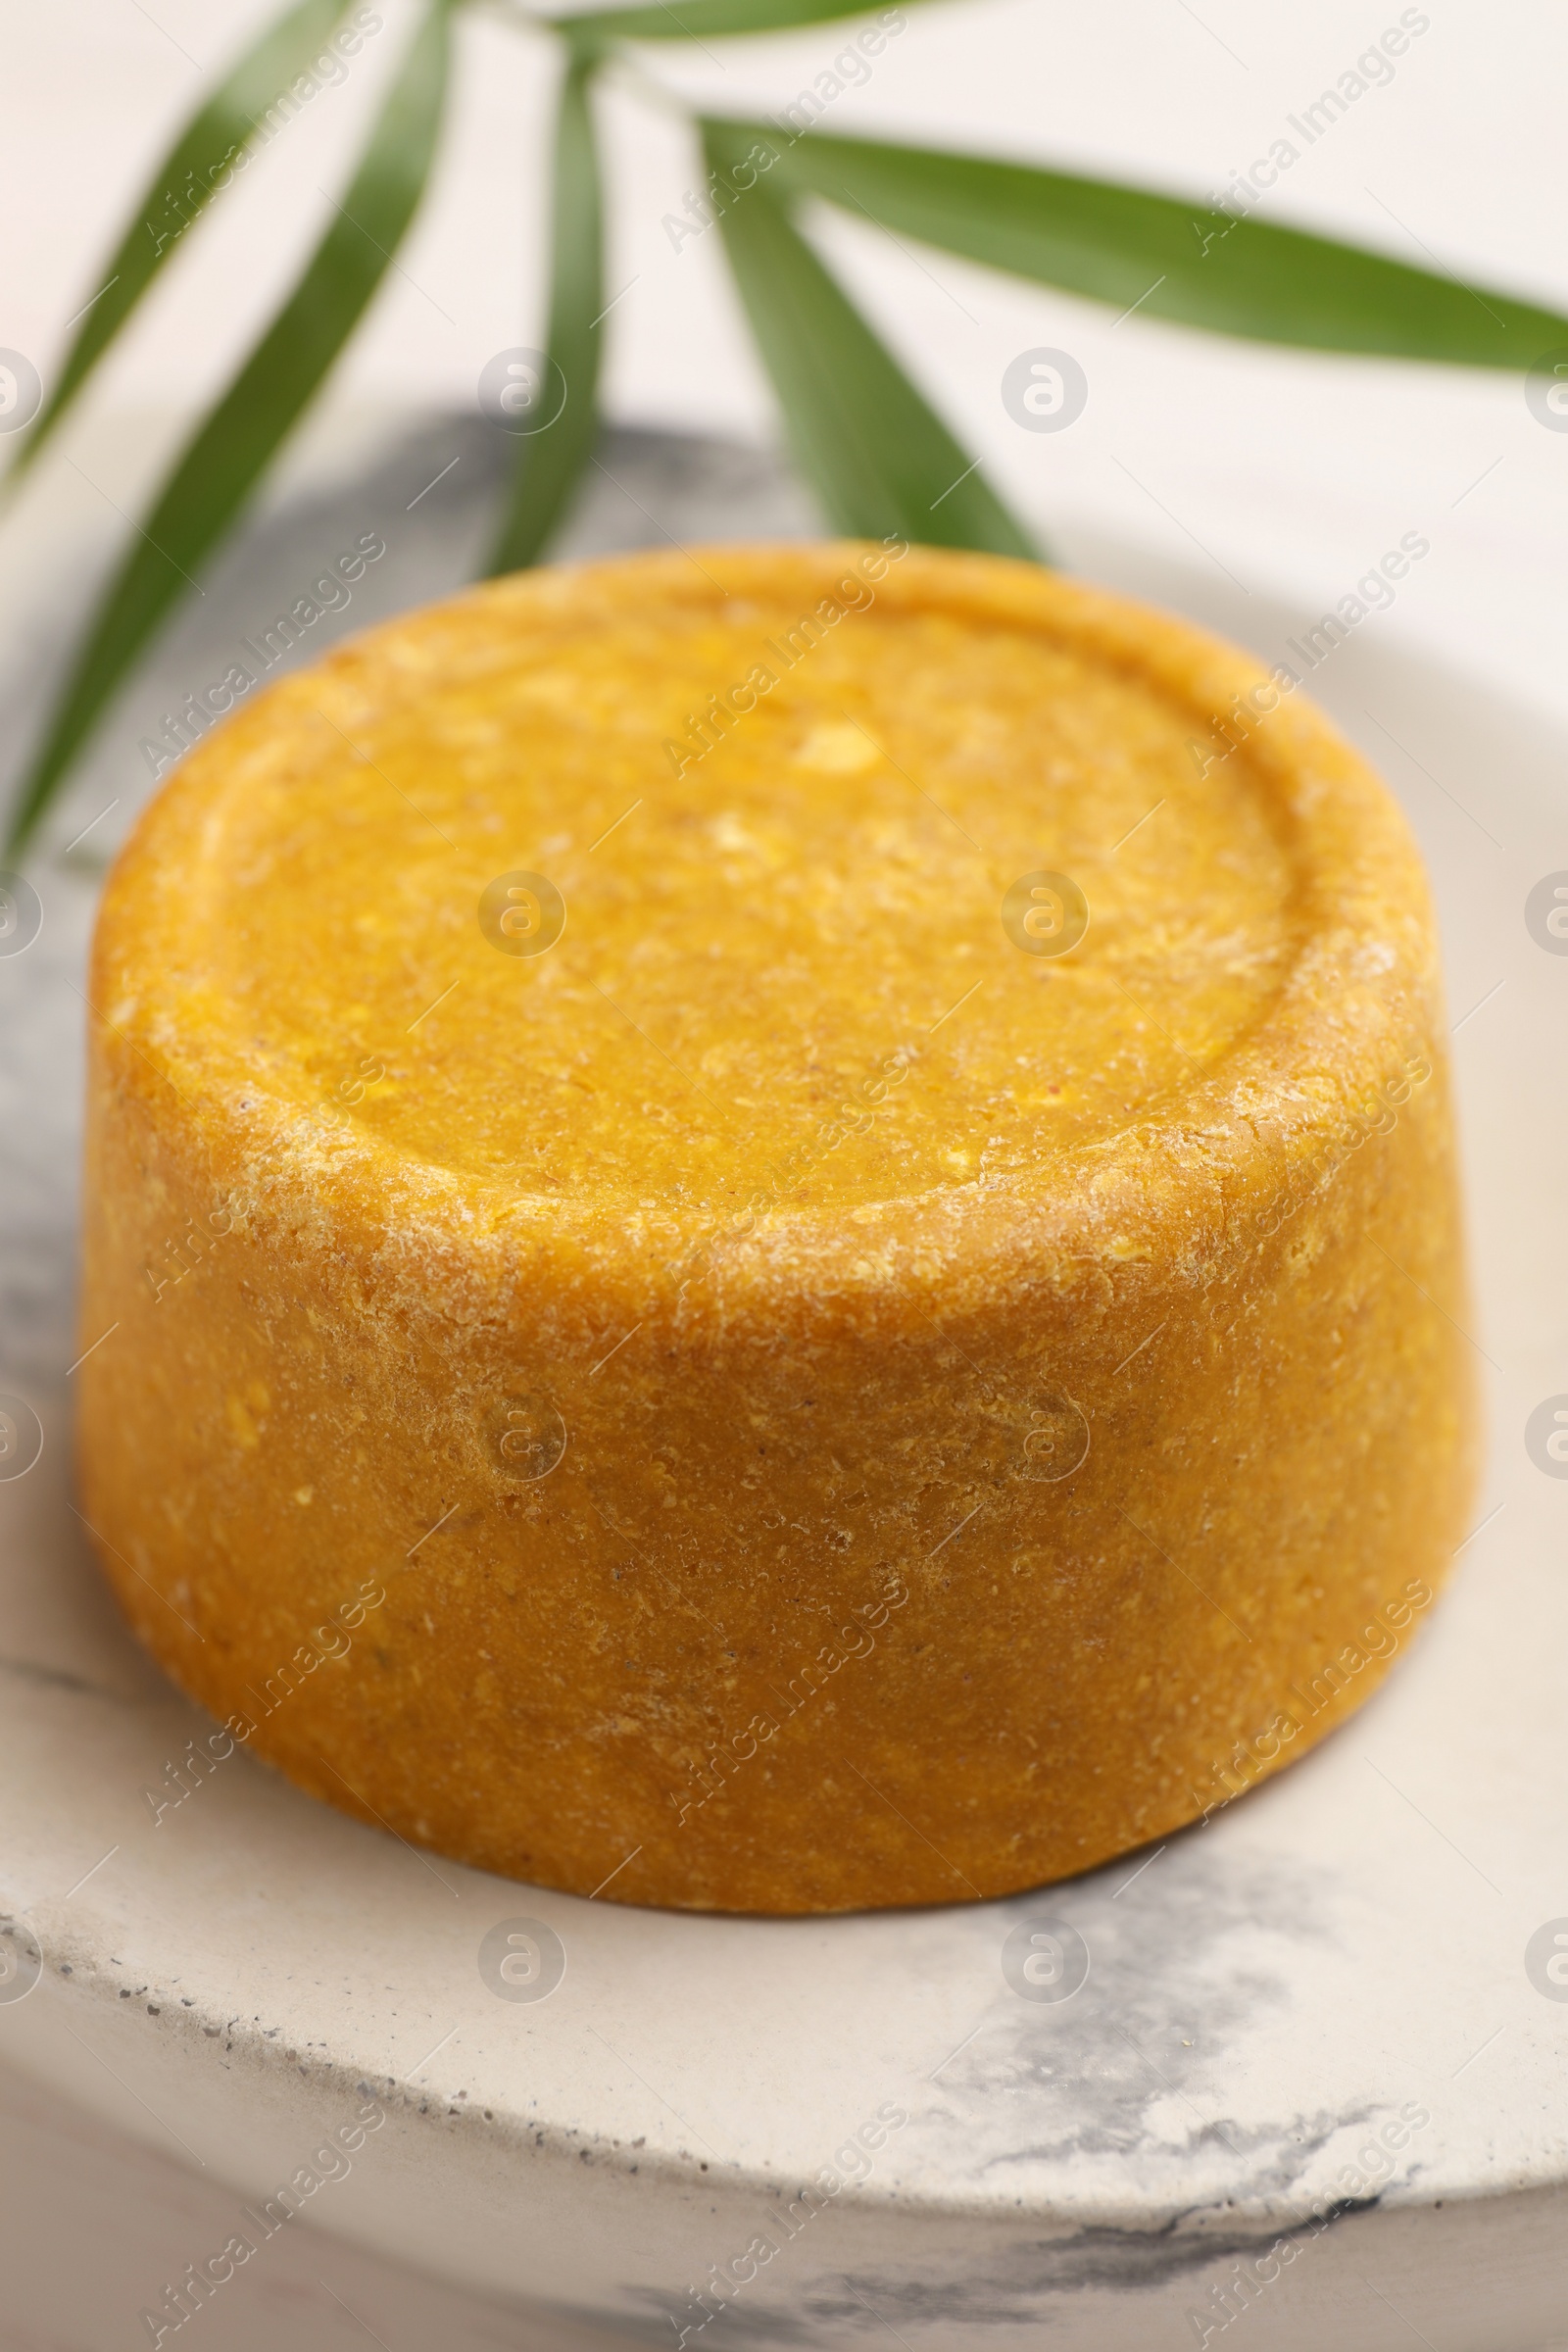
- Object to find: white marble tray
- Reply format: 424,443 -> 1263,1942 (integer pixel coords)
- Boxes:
1,426 -> 1564,2352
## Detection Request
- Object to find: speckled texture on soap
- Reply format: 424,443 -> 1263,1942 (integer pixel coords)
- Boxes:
76,542 -> 1477,1912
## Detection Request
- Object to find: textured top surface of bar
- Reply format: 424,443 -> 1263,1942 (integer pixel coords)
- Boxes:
101,544 -> 1337,1223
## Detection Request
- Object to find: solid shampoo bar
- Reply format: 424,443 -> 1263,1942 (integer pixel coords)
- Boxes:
78,543 -> 1476,1912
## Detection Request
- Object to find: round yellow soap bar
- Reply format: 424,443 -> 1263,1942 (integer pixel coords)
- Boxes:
78,542 -> 1477,1913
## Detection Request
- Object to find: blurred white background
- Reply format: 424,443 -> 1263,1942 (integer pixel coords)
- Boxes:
4,0 -> 1566,715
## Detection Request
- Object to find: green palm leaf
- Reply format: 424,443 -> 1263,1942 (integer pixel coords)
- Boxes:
700,124 -> 1034,558
8,0 -> 358,485
557,0 -> 914,41
6,0 -> 453,855
487,48 -> 605,574
710,122 -> 1568,366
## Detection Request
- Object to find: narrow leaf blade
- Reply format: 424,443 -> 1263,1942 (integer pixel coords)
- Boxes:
700,125 -> 1035,560
486,52 -> 605,574
553,0 -> 912,42
5,0 -> 453,855
712,121 -> 1568,368
10,0 -> 357,482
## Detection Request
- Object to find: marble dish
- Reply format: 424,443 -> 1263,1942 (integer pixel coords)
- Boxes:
0,424 -> 1561,2352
